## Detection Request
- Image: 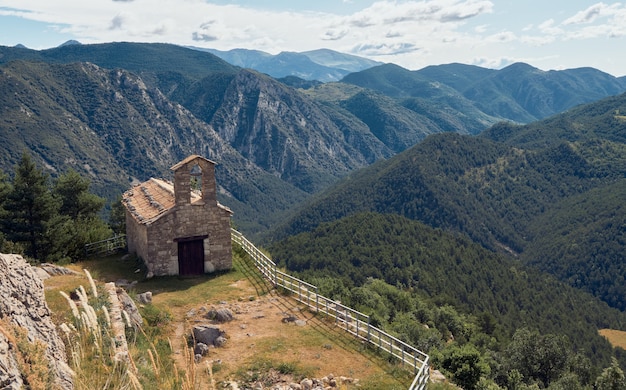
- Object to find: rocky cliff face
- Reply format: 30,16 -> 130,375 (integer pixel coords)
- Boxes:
0,254 -> 74,389
207,69 -> 392,193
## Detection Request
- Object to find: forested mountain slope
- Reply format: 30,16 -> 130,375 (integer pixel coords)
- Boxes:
482,92 -> 626,148
269,93 -> 626,312
268,212 -> 626,387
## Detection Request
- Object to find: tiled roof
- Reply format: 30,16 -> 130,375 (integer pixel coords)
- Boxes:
170,155 -> 217,171
122,178 -> 199,224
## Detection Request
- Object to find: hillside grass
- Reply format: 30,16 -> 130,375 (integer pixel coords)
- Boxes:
43,247 -> 416,389
599,329 -> 626,350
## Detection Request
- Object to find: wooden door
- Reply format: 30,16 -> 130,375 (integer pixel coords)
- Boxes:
178,239 -> 204,276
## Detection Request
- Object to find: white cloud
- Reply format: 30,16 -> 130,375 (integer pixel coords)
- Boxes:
474,24 -> 488,33
519,34 -> 557,47
485,30 -> 516,43
1,0 -> 625,75
109,15 -> 125,30
341,0 -> 493,27
352,41 -> 419,56
321,28 -> 350,41
562,3 -> 609,25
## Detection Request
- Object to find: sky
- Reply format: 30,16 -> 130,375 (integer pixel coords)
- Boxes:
0,1 -> 625,76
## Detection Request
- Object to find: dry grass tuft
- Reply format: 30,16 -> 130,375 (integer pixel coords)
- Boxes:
55,269 -> 196,390
0,319 -> 57,390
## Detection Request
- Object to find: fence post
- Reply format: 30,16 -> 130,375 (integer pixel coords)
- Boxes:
273,262 -> 277,286
315,286 -> 319,314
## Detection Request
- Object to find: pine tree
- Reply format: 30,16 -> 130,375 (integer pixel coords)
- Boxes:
0,169 -> 17,253
108,194 -> 126,234
53,169 -> 105,220
3,153 -> 59,260
48,169 -> 111,262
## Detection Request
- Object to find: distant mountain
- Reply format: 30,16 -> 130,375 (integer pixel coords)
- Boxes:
415,62 -> 496,91
300,49 -> 383,73
0,42 -> 238,80
59,40 -> 81,47
344,62 -> 626,123
481,92 -> 626,148
197,47 -> 382,82
463,63 -> 626,123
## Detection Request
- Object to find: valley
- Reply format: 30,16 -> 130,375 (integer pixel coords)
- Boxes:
2,41 -> 626,389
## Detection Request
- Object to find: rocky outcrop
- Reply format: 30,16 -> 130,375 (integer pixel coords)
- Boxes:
0,329 -> 23,389
0,254 -> 74,389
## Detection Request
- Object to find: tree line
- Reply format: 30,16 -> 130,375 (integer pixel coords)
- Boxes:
269,211 -> 626,389
0,152 -> 125,263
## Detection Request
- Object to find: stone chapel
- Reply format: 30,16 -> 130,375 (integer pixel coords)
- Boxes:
122,155 -> 232,276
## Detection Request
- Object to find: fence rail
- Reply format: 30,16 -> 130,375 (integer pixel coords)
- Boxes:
231,229 -> 430,390
85,234 -> 127,257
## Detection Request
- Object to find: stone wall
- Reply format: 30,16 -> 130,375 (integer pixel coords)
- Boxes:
146,212 -> 177,275
171,200 -> 232,272
125,211 -> 148,267
143,199 -> 232,276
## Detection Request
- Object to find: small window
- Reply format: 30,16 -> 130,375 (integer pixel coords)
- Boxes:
190,163 -> 202,193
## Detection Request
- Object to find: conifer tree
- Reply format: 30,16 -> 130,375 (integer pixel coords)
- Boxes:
108,194 -> 126,234
0,169 -> 16,253
3,153 -> 59,260
53,169 -> 105,220
48,169 -> 111,262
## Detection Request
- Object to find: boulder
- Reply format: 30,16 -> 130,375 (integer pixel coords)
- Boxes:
214,336 -> 227,347
0,254 -> 74,390
137,291 -> 152,304
39,263 -> 80,277
300,378 -> 313,390
206,307 -> 234,322
0,331 -> 24,389
194,342 -> 209,356
193,325 -> 226,347
116,288 -> 143,327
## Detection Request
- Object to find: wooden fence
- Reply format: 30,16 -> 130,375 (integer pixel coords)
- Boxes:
84,234 -> 127,257
231,229 -> 430,390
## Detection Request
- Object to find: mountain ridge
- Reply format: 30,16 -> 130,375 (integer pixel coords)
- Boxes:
198,47 -> 383,82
